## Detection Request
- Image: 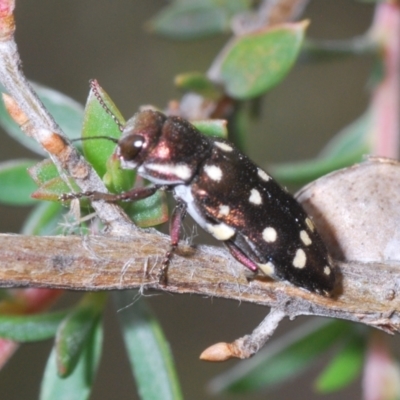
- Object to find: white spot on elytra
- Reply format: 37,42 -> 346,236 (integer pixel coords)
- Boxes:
293,248 -> 306,269
262,227 -> 277,243
145,163 -> 192,181
257,168 -> 271,182
218,205 -> 230,216
305,217 -> 315,232
300,230 -> 312,246
258,262 -> 275,277
206,222 -> 235,240
214,142 -> 233,152
324,266 -> 331,276
204,165 -> 223,181
249,188 -> 262,205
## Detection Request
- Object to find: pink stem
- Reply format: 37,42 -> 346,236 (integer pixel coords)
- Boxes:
369,2 -> 400,158
363,331 -> 400,400
363,5 -> 400,399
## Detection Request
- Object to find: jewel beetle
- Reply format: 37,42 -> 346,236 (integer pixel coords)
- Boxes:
63,84 -> 335,295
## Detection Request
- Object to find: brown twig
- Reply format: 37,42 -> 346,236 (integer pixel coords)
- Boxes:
0,232 -> 399,335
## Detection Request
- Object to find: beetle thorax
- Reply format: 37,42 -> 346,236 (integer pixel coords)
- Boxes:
117,109 -> 212,186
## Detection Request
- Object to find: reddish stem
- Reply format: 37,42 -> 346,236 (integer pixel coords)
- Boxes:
363,331 -> 400,400
369,2 -> 400,158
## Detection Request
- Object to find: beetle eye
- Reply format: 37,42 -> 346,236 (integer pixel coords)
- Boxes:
118,134 -> 145,161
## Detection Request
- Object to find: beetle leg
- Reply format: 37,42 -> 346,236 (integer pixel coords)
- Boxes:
158,200 -> 187,284
59,185 -> 164,203
224,240 -> 259,273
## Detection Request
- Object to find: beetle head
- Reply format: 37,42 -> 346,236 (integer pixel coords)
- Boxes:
117,110 -> 167,170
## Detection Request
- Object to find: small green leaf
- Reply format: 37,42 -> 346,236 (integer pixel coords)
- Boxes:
83,85 -> 135,194
40,318 -> 103,400
0,82 -> 84,155
128,190 -> 169,228
148,2 -> 228,40
56,292 -> 107,378
82,83 -> 125,178
315,334 -> 366,393
103,153 -> 136,194
318,112 -> 372,159
31,177 -> 79,202
270,112 -> 372,186
0,159 -> 38,205
22,202 -> 64,235
209,319 -> 354,394
209,21 -> 308,99
192,119 -> 228,138
28,159 -> 60,185
114,291 -> 183,400
270,152 -> 364,187
0,310 -> 69,342
175,72 -> 221,99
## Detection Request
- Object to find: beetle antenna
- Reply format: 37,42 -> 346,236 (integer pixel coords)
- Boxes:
70,136 -> 118,144
89,79 -> 124,132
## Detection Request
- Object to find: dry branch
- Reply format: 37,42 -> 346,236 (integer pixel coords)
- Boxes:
0,232 -> 399,335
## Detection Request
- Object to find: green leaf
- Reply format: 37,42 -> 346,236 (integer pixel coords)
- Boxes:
270,151 -> 363,187
209,319 -> 354,394
31,176 -> 79,202
148,2 -> 228,40
40,318 -> 103,400
0,310 -> 68,342
82,83 -> 125,178
315,334 -> 366,393
22,201 -> 64,235
318,112 -> 372,159
270,112 -> 372,186
0,82 -> 84,155
128,190 -> 169,228
0,159 -> 38,205
28,159 -> 60,186
192,119 -> 228,138
208,21 -> 307,99
103,153 -> 136,194
148,0 -> 252,40
174,72 -> 221,99
56,292 -> 107,378
114,291 -> 183,400
28,159 -> 82,203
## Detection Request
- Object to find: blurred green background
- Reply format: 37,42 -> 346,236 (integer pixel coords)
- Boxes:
0,1 -> 374,399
